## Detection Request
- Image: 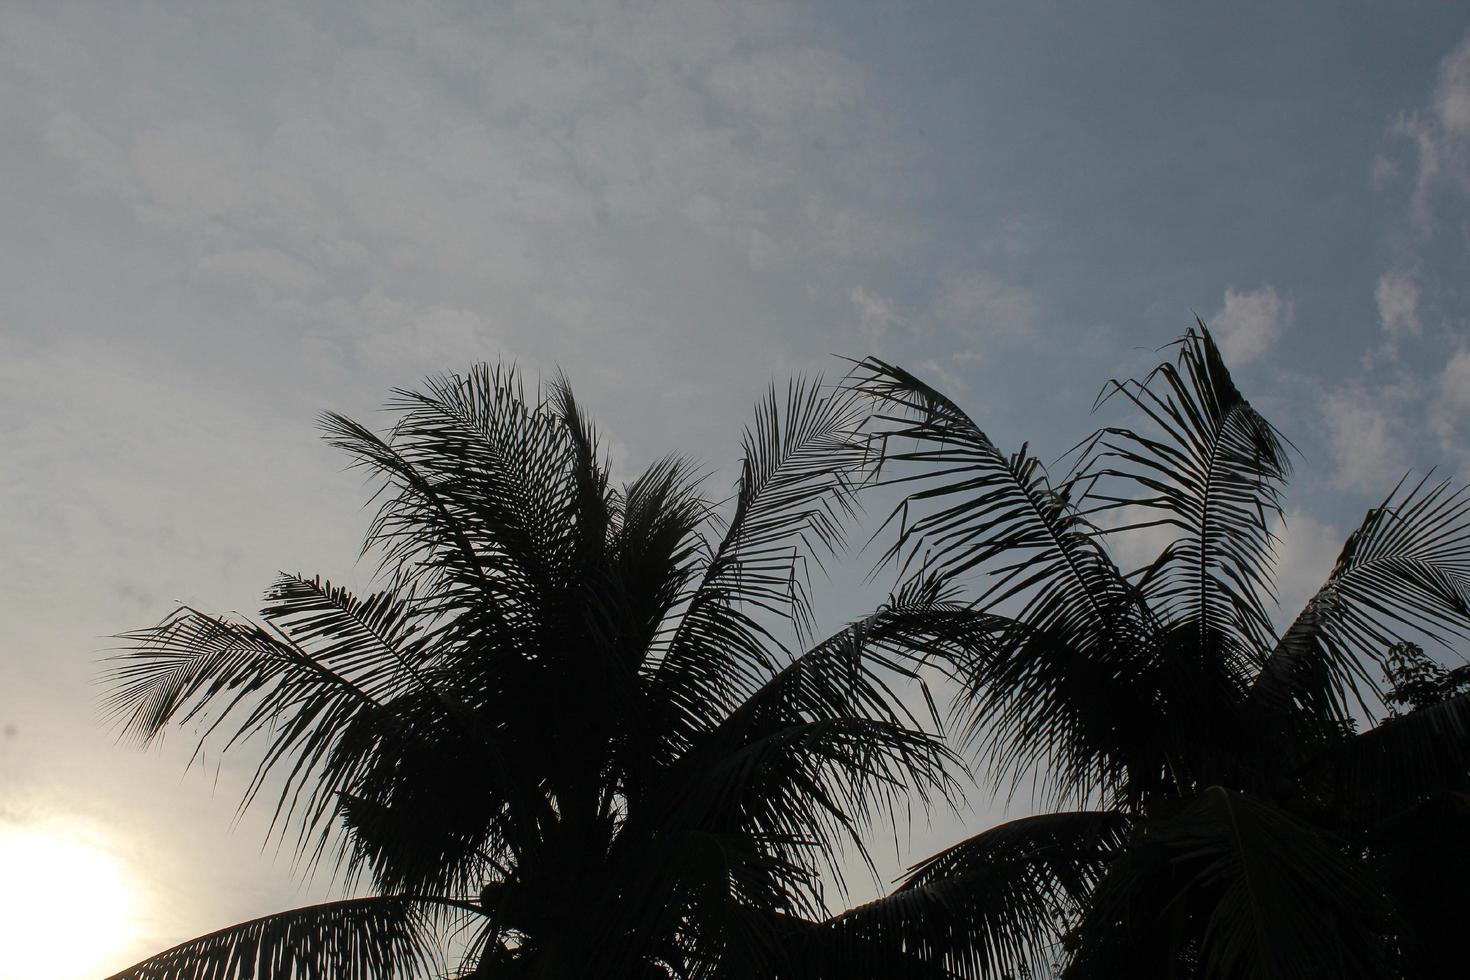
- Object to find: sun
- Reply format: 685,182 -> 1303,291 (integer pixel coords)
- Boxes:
0,825 -> 139,980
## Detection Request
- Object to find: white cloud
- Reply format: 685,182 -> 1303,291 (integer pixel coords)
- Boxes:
1270,509 -> 1345,633
850,286 -> 910,346
1374,270 -> 1421,340
198,248 -> 321,293
1436,31 -> 1470,136
1431,345 -> 1470,449
129,123 -> 257,223
1210,285 -> 1290,365
313,289 -> 501,373
1322,390 -> 1407,492
1391,31 -> 1470,230
933,269 -> 1037,340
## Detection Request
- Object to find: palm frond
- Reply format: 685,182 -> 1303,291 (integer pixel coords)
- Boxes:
850,357 -> 1134,636
657,379 -> 872,732
321,364 -> 594,625
261,573 -> 433,702
668,597 -> 964,872
103,896 -> 457,980
1299,690 -> 1470,825
810,810 -> 1128,980
319,412 -> 494,617
333,790 -> 507,897
631,715 -> 950,928
1079,323 -> 1290,660
1070,787 -> 1386,980
1251,475 -> 1470,720
716,378 -> 871,632
547,367 -> 614,566
949,613 -> 1177,805
851,358 -> 1171,802
103,606 -> 388,853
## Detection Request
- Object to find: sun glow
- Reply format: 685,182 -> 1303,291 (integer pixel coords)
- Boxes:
0,825 -> 139,980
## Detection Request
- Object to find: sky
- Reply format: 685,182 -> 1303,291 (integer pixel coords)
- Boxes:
3,1 -> 1470,975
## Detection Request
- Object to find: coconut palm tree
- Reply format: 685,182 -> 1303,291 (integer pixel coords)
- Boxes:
102,367 -> 962,980
839,327 -> 1470,979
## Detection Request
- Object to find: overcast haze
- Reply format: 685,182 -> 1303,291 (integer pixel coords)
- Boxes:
4,2 -> 1470,975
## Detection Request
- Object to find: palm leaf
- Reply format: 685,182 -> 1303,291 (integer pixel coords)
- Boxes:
103,896 -> 457,980
1069,787 -> 1386,980
321,364 -> 590,626
1299,690 -> 1470,825
657,379 -> 872,733
1251,475 -> 1470,721
1079,323 -> 1290,661
260,573 -> 433,702
851,358 -> 1168,802
852,358 -> 1129,631
810,810 -> 1128,980
602,595 -> 968,957
104,606 -> 390,855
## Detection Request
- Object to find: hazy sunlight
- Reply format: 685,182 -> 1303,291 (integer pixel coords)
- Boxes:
0,824 -> 138,980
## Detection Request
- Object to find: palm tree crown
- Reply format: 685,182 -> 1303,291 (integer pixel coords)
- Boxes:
104,367 -> 959,979
103,331 -> 1470,979
843,326 -> 1470,980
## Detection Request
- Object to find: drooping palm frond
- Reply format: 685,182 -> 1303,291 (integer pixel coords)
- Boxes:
806,810 -> 1128,980
850,358 -> 1164,803
951,613 -> 1181,806
105,576 -> 521,879
1251,475 -> 1470,721
104,605 -> 393,855
851,358 -> 1132,634
1079,324 -> 1291,662
1069,787 -> 1386,980
332,790 -> 506,898
104,896 -> 458,980
260,573 -> 434,703
1298,689 -> 1470,824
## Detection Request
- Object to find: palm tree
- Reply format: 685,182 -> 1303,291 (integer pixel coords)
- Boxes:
102,367 -> 962,979
838,327 -> 1470,979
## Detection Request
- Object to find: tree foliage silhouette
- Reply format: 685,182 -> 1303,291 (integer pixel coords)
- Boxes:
105,329 -> 1470,979
103,368 -> 961,979
840,326 -> 1470,979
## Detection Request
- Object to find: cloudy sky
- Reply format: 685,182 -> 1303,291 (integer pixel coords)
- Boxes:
4,2 -> 1470,975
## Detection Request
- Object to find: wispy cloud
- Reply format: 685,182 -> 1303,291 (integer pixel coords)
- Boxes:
1270,509 -> 1344,632
934,269 -> 1038,341
1431,345 -> 1470,458
1210,285 -> 1290,365
850,286 -> 912,346
1374,270 -> 1421,341
1391,30 -> 1470,231
1322,389 -> 1408,493
26,0 -> 928,398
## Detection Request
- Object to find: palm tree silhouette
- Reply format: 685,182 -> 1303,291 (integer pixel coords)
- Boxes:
103,368 -> 961,979
836,327 -> 1470,979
